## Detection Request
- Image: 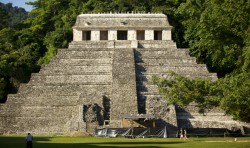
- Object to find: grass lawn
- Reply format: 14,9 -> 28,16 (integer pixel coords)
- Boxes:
0,136 -> 250,148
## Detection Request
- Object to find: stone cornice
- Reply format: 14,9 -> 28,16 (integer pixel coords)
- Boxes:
72,26 -> 173,30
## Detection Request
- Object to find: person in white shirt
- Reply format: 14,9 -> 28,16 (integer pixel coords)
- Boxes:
184,129 -> 189,141
26,133 -> 33,148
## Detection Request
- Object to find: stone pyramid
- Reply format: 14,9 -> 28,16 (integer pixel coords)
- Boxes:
0,13 -> 246,135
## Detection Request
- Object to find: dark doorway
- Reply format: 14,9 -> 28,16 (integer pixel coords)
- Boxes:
154,30 -> 162,40
117,30 -> 127,40
100,31 -> 108,40
137,30 -> 145,40
82,31 -> 91,40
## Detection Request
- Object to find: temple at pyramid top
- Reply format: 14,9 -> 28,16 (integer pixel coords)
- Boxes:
73,13 -> 172,41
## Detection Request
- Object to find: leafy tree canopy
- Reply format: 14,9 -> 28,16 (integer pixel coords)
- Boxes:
153,71 -> 250,122
176,0 -> 250,76
0,2 -> 28,28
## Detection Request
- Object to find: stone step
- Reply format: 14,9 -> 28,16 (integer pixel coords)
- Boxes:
137,40 -> 177,48
55,50 -> 113,59
49,58 -> 112,66
3,105 -> 78,117
136,62 -> 206,67
177,112 -> 228,117
69,41 -> 132,48
136,64 -> 210,74
7,89 -> 108,105
113,40 -> 133,48
135,48 -> 187,52
6,94 -> 79,105
136,73 -> 217,82
135,49 -> 189,57
1,116 -> 76,134
69,41 -> 109,48
29,74 -> 112,85
39,65 -> 112,75
61,47 -> 114,51
69,40 -> 177,49
0,103 -> 23,116
17,84 -> 110,97
176,105 -> 225,114
177,118 -> 238,129
135,58 -> 197,65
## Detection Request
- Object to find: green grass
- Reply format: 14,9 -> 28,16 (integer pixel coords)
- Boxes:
0,136 -> 250,148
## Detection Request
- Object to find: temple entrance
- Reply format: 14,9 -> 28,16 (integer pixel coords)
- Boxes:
137,30 -> 145,40
100,31 -> 108,40
82,31 -> 91,40
117,30 -> 127,40
154,30 -> 162,40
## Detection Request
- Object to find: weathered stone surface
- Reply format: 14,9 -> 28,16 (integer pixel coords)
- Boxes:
110,48 -> 138,122
49,58 -> 113,66
74,13 -> 171,29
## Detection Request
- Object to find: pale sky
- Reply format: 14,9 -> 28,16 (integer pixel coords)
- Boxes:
0,0 -> 35,11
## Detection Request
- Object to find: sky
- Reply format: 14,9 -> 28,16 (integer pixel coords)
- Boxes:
0,0 -> 35,11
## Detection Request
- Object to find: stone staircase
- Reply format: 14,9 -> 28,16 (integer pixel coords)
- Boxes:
0,41 -> 114,134
134,40 -> 248,129
134,40 -> 224,128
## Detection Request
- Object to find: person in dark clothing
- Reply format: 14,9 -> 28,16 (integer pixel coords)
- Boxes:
26,133 -> 33,148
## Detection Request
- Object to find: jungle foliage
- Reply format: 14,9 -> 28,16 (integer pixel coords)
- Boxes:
153,0 -> 250,122
0,2 -> 28,29
153,71 -> 250,122
0,0 -> 249,122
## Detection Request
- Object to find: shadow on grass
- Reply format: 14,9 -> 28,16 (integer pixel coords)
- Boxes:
0,136 -> 184,148
34,142 -> 183,148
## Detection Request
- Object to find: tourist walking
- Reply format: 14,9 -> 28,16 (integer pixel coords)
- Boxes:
179,128 -> 184,139
26,133 -> 33,148
184,129 -> 189,140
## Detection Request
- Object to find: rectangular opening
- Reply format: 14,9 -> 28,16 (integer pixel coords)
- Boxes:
117,30 -> 127,40
137,30 -> 145,40
100,31 -> 108,40
82,31 -> 91,40
154,30 -> 162,40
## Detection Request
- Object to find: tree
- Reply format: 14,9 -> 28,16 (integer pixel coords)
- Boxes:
152,72 -> 219,114
176,0 -> 250,77
0,2 -> 28,28
217,72 -> 250,122
0,3 -> 9,30
153,71 -> 250,123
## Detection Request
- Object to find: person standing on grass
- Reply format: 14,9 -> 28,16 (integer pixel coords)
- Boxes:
184,129 -> 189,141
26,133 -> 33,148
179,128 -> 184,140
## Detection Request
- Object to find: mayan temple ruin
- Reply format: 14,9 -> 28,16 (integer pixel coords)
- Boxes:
0,13 -> 248,135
